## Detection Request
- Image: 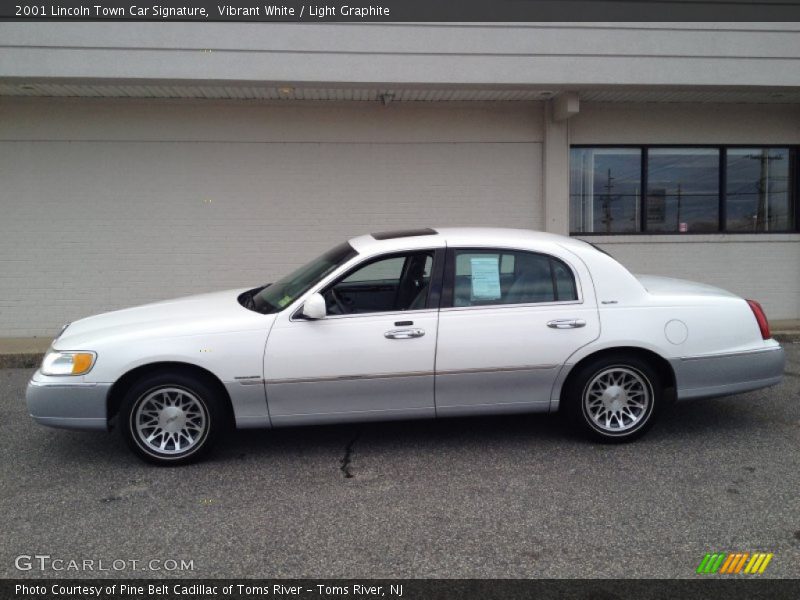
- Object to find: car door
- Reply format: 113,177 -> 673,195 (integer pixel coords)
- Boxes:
435,246 -> 600,416
264,249 -> 444,426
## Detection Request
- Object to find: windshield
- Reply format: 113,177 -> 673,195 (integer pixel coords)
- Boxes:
250,242 -> 357,314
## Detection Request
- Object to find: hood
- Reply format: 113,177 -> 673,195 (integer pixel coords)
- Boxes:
54,288 -> 271,349
635,275 -> 738,298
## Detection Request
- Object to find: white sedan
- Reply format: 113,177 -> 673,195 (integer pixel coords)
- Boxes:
26,228 -> 785,464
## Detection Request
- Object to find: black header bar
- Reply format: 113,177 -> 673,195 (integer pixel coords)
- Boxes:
3,579 -> 800,600
3,0 -> 800,22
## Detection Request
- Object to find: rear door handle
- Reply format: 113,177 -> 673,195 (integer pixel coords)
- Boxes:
547,319 -> 586,329
385,328 -> 425,339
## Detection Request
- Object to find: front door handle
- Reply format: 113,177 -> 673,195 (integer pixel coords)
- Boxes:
547,319 -> 586,329
385,328 -> 425,339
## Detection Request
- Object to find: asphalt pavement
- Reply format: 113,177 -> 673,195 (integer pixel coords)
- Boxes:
1,345 -> 799,579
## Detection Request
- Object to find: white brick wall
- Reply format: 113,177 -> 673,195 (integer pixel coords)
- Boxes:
0,98 -> 543,337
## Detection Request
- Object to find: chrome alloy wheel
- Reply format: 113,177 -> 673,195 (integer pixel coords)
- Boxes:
582,367 -> 651,433
133,387 -> 207,456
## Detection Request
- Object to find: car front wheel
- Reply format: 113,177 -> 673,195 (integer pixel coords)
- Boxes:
565,355 -> 662,442
121,372 -> 224,465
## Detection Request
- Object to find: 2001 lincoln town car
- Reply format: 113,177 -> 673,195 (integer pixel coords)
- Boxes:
27,228 -> 785,464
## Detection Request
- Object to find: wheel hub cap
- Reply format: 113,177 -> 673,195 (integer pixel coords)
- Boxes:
584,367 -> 651,433
134,387 -> 207,455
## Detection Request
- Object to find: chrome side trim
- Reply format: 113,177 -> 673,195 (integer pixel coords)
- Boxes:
440,299 -> 583,313
289,307 -> 437,323
679,347 -> 783,361
438,364 -> 558,376
235,377 -> 266,386
267,370 -> 432,385
266,364 -> 558,386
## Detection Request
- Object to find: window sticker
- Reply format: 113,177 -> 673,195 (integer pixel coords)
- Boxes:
470,256 -> 501,300
277,295 -> 293,308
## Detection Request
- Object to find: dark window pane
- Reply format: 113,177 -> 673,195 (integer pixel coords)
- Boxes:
452,250 -> 577,307
324,252 -> 433,315
552,259 -> 578,301
342,256 -> 404,283
570,148 -> 642,233
647,148 -> 720,233
726,148 -> 792,232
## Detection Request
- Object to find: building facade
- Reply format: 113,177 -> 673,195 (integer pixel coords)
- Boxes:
0,22 -> 798,337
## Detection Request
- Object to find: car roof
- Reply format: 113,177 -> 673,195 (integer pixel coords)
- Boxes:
348,227 -> 591,255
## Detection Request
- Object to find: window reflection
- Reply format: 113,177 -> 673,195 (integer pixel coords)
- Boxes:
647,148 -> 719,233
726,148 -> 792,232
570,148 -> 641,233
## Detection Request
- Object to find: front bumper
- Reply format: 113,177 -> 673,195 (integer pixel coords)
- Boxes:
26,371 -> 111,431
671,345 -> 785,401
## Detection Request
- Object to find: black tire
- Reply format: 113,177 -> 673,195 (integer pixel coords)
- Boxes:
563,354 -> 662,443
120,371 -> 225,465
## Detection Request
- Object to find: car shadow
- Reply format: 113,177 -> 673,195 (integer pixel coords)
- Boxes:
209,393 -> 770,465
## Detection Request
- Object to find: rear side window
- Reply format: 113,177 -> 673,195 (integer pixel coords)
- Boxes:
449,249 -> 578,308
552,259 -> 578,302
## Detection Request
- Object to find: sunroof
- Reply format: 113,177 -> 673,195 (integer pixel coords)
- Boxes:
371,228 -> 438,240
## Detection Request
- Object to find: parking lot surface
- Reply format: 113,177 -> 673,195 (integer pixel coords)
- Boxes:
1,345 -> 799,579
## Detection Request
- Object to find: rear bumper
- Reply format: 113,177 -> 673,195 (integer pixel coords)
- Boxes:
671,345 -> 785,401
26,371 -> 111,431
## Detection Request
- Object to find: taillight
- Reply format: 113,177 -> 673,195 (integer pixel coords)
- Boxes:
746,299 -> 771,340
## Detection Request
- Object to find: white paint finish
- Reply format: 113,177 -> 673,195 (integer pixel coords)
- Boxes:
264,310 -> 439,415
571,102 -> 800,144
0,100 -> 542,337
52,288 -> 274,383
27,228 -> 783,435
664,319 -> 689,346
435,299 -> 600,408
584,239 -> 800,322
2,23 -> 799,87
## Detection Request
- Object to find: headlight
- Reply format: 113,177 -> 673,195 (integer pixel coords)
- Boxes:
41,350 -> 97,376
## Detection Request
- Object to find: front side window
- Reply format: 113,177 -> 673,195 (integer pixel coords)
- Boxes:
251,242 -> 357,314
322,251 -> 434,315
449,250 -> 577,308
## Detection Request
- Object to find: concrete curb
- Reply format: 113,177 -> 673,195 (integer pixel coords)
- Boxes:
772,329 -> 800,344
773,332 -> 800,344
0,353 -> 44,369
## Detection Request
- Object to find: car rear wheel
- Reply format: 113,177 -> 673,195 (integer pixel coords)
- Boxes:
564,354 -> 662,442
121,372 -> 224,465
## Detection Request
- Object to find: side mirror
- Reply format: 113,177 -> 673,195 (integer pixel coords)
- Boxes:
300,292 -> 327,320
